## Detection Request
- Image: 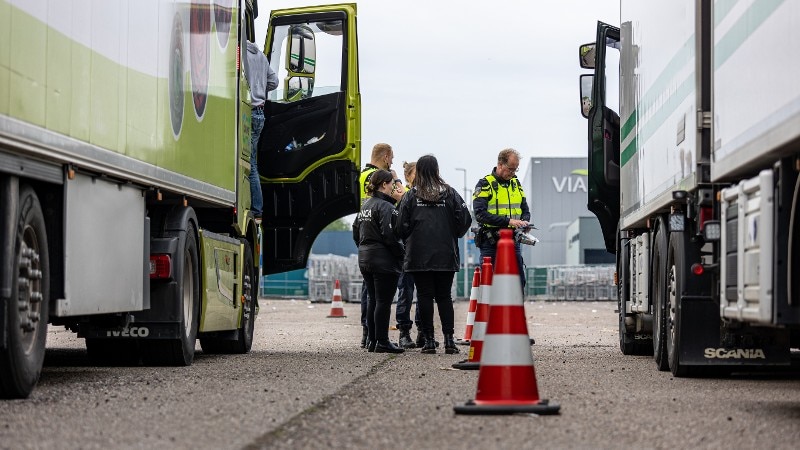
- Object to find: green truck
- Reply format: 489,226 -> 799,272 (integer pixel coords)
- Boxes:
0,0 -> 361,398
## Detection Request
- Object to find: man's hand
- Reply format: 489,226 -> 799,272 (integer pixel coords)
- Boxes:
509,219 -> 529,229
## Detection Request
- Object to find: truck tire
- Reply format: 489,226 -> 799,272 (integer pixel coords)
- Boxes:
141,223 -> 199,366
0,186 -> 50,399
199,240 -> 256,354
651,221 -> 669,371
235,240 -> 257,353
666,231 -> 690,377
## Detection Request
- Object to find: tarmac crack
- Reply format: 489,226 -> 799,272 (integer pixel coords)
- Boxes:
240,355 -> 397,449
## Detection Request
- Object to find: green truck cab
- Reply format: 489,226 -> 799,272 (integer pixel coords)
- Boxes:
0,0 -> 360,399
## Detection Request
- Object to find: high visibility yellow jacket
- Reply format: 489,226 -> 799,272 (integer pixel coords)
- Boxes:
472,170 -> 530,229
359,164 -> 379,205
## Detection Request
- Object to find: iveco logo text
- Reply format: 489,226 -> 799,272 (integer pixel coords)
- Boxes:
106,327 -> 150,337
704,348 -> 766,359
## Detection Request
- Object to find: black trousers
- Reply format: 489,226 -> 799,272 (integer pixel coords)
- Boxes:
361,270 -> 399,343
412,271 -> 456,336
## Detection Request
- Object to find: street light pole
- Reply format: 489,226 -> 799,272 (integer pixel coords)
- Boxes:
456,168 -> 468,299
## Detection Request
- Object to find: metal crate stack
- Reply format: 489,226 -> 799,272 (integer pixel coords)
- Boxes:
535,264 -> 616,301
307,254 -> 357,303
345,254 -> 363,302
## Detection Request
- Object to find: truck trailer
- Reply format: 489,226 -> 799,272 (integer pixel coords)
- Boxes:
579,0 -> 800,376
0,0 -> 361,398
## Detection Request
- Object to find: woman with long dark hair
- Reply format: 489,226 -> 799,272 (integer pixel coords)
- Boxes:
395,155 -> 472,353
352,169 -> 405,353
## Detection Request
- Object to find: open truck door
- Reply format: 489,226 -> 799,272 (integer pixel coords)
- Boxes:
579,22 -> 620,253
260,4 -> 360,274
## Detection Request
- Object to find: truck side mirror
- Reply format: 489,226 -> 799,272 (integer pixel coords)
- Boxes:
580,74 -> 593,118
579,43 -> 596,69
286,76 -> 314,101
288,25 -> 316,74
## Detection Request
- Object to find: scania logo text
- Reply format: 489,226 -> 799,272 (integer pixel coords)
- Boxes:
704,348 -> 766,359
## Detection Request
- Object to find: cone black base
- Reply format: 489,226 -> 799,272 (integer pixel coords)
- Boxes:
455,339 -> 470,346
451,360 -> 479,370
326,315 -> 347,318
453,399 -> 560,415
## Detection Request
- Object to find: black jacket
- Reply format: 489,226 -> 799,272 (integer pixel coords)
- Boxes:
352,191 -> 404,274
395,186 -> 472,272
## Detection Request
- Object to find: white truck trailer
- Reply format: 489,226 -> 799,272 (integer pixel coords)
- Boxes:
0,0 -> 361,398
579,0 -> 800,376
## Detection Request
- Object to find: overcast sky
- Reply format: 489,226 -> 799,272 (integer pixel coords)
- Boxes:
256,0 -> 619,202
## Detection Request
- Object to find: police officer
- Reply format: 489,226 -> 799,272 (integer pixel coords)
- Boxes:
353,169 -> 405,353
358,143 -> 403,347
473,148 -> 531,291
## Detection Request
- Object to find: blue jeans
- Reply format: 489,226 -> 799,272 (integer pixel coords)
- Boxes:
395,272 -> 415,331
249,108 -> 265,217
478,241 -> 526,293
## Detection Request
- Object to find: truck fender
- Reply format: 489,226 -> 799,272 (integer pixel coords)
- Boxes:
145,205 -> 199,323
0,176 -> 19,348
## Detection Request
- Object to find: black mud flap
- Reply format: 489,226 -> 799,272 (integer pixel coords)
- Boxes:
78,322 -> 182,340
678,295 -> 791,367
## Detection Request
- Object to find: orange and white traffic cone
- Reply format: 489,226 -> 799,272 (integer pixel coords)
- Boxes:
454,229 -> 559,415
456,267 -> 481,346
452,257 -> 493,370
326,279 -> 347,318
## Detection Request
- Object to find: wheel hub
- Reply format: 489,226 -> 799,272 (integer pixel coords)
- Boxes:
18,235 -> 43,351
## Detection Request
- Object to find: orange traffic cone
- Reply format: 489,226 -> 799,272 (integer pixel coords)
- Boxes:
326,280 -> 347,318
452,257 -> 493,370
456,267 -> 481,345
454,229 -> 559,415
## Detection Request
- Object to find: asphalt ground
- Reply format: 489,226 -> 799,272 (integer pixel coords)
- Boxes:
2,298 -> 800,449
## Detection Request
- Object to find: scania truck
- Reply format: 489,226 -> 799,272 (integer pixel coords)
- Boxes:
578,0 -> 800,376
0,0 -> 361,398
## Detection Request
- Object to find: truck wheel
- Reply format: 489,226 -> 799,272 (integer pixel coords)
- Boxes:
236,240 -> 257,353
651,222 -> 669,371
199,240 -> 256,354
0,186 -> 50,399
141,223 -> 199,366
666,231 -> 690,377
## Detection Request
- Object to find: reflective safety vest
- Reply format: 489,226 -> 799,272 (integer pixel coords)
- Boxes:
359,165 -> 378,205
474,174 -> 524,228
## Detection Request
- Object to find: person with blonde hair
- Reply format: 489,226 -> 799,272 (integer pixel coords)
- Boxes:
395,161 -> 418,348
